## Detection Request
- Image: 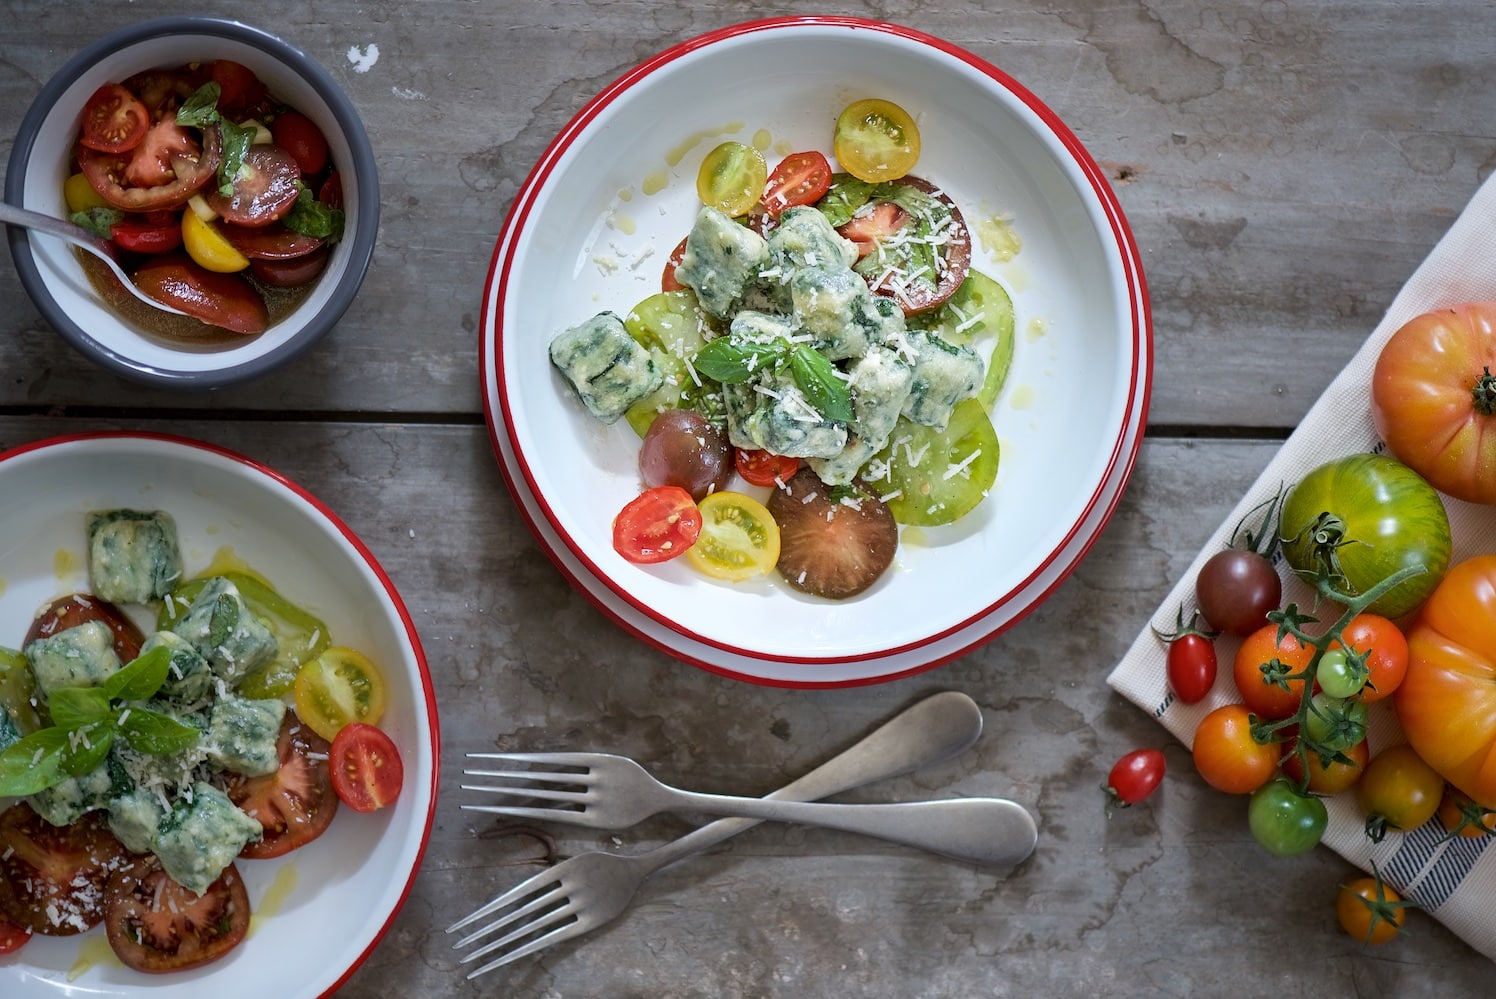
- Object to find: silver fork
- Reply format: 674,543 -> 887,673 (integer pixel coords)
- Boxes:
461,752 -> 1035,867
447,690 -> 998,977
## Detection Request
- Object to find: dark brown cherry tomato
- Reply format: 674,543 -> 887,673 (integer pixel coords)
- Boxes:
119,67 -> 199,117
0,805 -> 130,935
79,83 -> 149,153
25,592 -> 145,662
250,244 -> 331,288
638,409 -> 732,501
103,858 -> 250,972
226,712 -> 339,859
204,145 -> 302,227
132,254 -> 270,335
1195,548 -> 1282,636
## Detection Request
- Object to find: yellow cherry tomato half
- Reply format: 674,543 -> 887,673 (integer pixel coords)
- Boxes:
695,141 -> 767,217
293,645 -> 388,742
833,98 -> 921,183
65,172 -> 110,212
686,490 -> 780,581
182,208 -> 250,273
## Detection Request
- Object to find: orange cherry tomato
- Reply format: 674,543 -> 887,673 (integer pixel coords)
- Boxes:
1281,737 -> 1368,796
1336,876 -> 1408,945
1396,555 -> 1496,807
1438,786 -> 1496,839
1332,614 -> 1409,704
1232,624 -> 1314,721
1192,703 -> 1279,795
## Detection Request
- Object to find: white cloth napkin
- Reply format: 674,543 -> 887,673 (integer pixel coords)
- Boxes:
1107,171 -> 1496,960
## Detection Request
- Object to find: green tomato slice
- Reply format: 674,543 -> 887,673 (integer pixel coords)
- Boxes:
0,646 -> 42,736
623,291 -> 724,437
908,269 -> 1015,407
872,398 -> 999,526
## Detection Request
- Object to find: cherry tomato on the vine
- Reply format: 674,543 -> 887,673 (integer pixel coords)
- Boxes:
1356,744 -> 1444,842
1233,624 -> 1313,721
1437,786 -> 1496,839
1192,704 -> 1279,795
1281,737 -> 1367,796
1303,692 -> 1368,753
1104,748 -> 1165,814
1248,778 -> 1328,856
1336,875 -> 1410,945
1315,648 -> 1367,700
1195,548 -> 1282,636
1333,613 -> 1408,704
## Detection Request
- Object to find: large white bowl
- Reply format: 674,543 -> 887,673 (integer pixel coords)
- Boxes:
482,17 -> 1151,683
0,433 -> 437,998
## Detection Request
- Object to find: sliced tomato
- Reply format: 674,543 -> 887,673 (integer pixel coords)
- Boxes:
223,221 -> 326,260
123,116 -> 201,189
613,485 -> 703,564
0,916 -> 30,954
120,67 -> 199,118
319,171 -> 344,209
839,176 -> 972,315
661,236 -> 688,293
293,646 -> 388,742
225,712 -> 339,859
762,151 -> 832,217
204,145 -> 303,227
734,448 -> 800,487
103,858 -> 250,973
111,211 -> 183,254
132,254 -> 269,335
24,592 -> 145,662
251,245 -> 331,288
271,110 -> 330,176
79,83 -> 149,153
0,805 -> 130,935
685,490 -> 781,582
329,722 -> 405,813
75,119 -> 220,212
210,60 -> 268,117
837,201 -> 910,259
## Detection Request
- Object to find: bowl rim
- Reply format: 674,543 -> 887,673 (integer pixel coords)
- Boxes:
481,15 -> 1153,672
3,15 -> 380,389
0,429 -> 440,995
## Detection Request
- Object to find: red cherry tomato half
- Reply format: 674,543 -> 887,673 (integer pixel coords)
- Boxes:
329,722 -> 405,813
734,448 -> 800,487
110,212 -> 183,254
222,222 -> 325,260
210,60 -> 268,116
1105,748 -> 1166,812
271,110 -> 330,176
318,171 -> 344,209
762,151 -> 833,217
612,486 -> 703,564
132,255 -> 269,335
0,916 -> 31,955
79,83 -> 149,153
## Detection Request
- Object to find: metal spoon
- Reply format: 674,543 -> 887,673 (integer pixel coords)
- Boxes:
0,200 -> 188,315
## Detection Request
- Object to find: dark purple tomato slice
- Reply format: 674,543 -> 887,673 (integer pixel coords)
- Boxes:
250,244 -> 330,288
204,145 -> 302,227
222,222 -> 325,260
132,255 -> 269,335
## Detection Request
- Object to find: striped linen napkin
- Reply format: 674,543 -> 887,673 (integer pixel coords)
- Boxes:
1107,171 -> 1496,959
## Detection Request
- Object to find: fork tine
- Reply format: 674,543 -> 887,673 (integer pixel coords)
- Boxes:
457,895 -> 578,962
463,917 -> 588,979
451,879 -> 570,948
458,782 -> 589,803
459,804 -> 583,821
461,767 -> 595,785
464,751 -> 603,767
446,868 -> 565,936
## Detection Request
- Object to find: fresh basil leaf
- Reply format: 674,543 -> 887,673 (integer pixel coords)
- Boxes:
692,337 -> 786,384
175,82 -> 223,128
283,188 -> 345,241
815,173 -> 878,227
47,685 -> 111,729
118,707 -> 201,756
69,207 -> 123,239
60,724 -> 115,777
215,119 -> 255,197
0,728 -> 70,796
789,343 -> 853,423
208,593 -> 240,649
102,645 -> 171,703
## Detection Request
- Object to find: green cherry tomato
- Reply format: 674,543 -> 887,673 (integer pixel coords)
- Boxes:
1316,647 -> 1368,699
1304,692 -> 1369,753
696,141 -> 767,217
1249,779 -> 1329,856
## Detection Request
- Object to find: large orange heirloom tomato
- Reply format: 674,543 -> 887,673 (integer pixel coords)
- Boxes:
1395,554 -> 1496,807
1371,302 -> 1496,504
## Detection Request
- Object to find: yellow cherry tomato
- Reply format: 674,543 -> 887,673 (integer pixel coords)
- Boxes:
695,141 -> 767,217
293,646 -> 388,742
686,491 -> 780,581
833,98 -> 921,183
182,208 -> 250,272
64,172 -> 109,212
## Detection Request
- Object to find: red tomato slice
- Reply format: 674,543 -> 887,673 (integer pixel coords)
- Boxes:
0,916 -> 31,955
734,448 -> 800,487
612,486 -> 703,564
329,722 -> 405,813
661,236 -> 688,293
210,60 -> 268,117
271,110 -> 330,176
132,255 -> 270,335
79,83 -> 149,153
204,145 -> 303,227
762,151 -> 832,217
111,211 -> 184,254
223,222 -> 325,260
837,201 -> 910,259
123,116 -> 202,189
836,175 -> 973,315
0,805 -> 130,936
103,858 -> 250,973
225,712 -> 339,859
75,120 -> 220,212
250,245 -> 330,288
24,592 -> 145,661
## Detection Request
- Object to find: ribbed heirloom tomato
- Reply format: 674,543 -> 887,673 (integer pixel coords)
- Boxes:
1396,554 -> 1496,807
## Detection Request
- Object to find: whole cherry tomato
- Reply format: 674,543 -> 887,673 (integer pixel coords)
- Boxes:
1104,748 -> 1165,814
1356,743 -> 1444,841
1155,609 -> 1217,704
1332,614 -> 1409,703
1371,302 -> 1496,504
1195,548 -> 1281,636
1336,875 -> 1409,945
1233,624 -> 1314,721
1192,704 -> 1279,795
1281,737 -> 1368,796
1248,779 -> 1328,856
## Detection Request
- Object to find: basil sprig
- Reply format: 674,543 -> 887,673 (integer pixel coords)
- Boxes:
693,337 -> 852,423
0,646 -> 201,798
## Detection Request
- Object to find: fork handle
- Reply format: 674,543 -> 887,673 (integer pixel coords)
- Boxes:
637,691 -> 989,872
662,794 -> 1036,867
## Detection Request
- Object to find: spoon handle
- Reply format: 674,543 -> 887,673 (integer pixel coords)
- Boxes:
0,201 -> 111,256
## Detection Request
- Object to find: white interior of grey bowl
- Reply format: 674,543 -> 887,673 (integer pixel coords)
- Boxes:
501,27 -> 1135,659
17,33 -> 362,372
0,438 -> 431,994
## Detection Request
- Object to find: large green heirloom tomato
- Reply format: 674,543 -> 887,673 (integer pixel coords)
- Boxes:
1279,453 -> 1451,619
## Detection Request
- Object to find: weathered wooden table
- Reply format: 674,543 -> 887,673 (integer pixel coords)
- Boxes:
2,2 -> 1493,995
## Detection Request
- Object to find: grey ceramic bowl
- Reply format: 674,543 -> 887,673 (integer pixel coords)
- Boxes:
4,16 -> 378,388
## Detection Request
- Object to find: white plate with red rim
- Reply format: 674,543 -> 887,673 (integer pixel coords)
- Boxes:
0,432 -> 437,997
481,16 -> 1152,684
